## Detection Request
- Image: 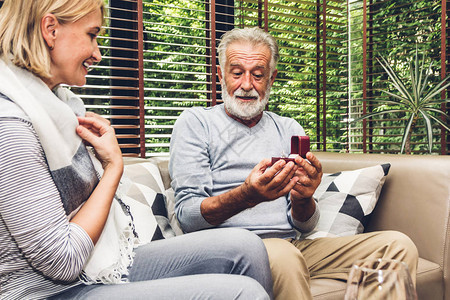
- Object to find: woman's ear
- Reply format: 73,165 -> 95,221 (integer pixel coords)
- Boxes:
41,14 -> 58,50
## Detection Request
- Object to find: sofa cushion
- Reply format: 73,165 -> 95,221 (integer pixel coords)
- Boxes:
165,187 -> 184,236
310,258 -> 442,300
303,164 -> 390,239
310,278 -> 346,300
415,258 -> 444,300
122,160 -> 176,239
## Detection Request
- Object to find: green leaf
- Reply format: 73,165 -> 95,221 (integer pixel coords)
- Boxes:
377,89 -> 410,104
411,50 -> 419,105
427,114 -> 450,132
418,109 -> 433,153
415,46 -> 420,90
417,47 -> 426,97
400,114 -> 415,154
351,109 -> 407,123
421,78 -> 450,104
377,56 -> 412,102
424,99 -> 450,106
419,61 -> 434,97
423,107 -> 450,120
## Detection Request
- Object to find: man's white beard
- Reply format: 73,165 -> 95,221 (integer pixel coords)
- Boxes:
221,82 -> 270,120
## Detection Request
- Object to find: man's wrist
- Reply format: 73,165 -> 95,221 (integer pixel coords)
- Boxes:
291,203 -> 320,232
291,193 -> 313,205
239,183 -> 258,209
291,196 -> 316,222
201,185 -> 257,225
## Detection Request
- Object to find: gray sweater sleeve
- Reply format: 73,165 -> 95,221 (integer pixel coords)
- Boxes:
169,109 -> 216,232
288,200 -> 320,233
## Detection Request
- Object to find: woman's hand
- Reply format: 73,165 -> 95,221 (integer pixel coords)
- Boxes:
71,112 -> 123,244
76,112 -> 122,171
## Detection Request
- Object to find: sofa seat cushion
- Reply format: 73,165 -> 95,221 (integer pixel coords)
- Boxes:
416,258 -> 443,300
311,278 -> 346,300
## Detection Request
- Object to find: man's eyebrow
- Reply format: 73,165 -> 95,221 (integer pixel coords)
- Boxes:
229,63 -> 266,69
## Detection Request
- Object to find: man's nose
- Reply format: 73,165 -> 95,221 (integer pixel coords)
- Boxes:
240,72 -> 253,91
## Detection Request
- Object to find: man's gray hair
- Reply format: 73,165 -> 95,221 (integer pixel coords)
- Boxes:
217,27 -> 279,74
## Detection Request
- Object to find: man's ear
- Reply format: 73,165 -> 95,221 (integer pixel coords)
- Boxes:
270,69 -> 278,86
217,65 -> 223,83
41,14 -> 58,49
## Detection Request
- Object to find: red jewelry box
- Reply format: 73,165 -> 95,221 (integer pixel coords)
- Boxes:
271,136 -> 310,165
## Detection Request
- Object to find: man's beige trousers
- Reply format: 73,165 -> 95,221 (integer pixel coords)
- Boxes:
263,231 -> 418,300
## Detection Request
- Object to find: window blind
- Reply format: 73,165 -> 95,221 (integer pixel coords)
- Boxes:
71,0 -> 144,157
347,0 -> 449,154
0,0 -> 142,157
1,0 -> 447,156
234,0 -> 348,152
141,0 -> 216,157
137,0 -> 349,155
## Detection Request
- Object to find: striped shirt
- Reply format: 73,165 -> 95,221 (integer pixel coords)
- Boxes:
0,117 -> 93,299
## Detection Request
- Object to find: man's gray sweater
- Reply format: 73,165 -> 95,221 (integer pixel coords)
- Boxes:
169,104 -> 319,239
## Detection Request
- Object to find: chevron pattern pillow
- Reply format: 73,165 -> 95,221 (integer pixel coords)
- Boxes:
302,163 -> 391,240
122,161 -> 176,240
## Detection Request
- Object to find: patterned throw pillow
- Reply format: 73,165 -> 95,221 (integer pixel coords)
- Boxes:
302,163 -> 391,240
165,187 -> 184,236
122,161 -> 176,240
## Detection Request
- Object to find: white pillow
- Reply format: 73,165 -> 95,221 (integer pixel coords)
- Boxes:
122,162 -> 176,239
165,187 -> 184,236
302,163 -> 391,240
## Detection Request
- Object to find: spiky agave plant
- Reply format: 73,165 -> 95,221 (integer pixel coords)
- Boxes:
352,46 -> 450,154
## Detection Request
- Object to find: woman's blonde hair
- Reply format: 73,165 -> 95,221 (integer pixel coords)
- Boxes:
0,0 -> 105,79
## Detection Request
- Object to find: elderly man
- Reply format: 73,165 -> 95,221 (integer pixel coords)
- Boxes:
169,27 -> 418,299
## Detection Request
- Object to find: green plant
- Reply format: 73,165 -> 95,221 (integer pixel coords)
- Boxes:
352,46 -> 450,154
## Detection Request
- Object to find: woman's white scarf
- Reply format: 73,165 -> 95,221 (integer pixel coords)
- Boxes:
0,59 -> 158,284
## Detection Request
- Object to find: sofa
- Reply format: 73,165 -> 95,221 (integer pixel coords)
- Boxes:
123,152 -> 450,300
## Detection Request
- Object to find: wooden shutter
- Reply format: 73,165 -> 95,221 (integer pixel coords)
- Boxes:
347,0 -> 449,154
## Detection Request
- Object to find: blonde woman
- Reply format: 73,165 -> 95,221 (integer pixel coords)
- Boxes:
0,1 -> 273,299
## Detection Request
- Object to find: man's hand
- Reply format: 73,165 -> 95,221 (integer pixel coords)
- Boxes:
241,158 -> 299,207
200,158 -> 299,225
290,152 -> 322,221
